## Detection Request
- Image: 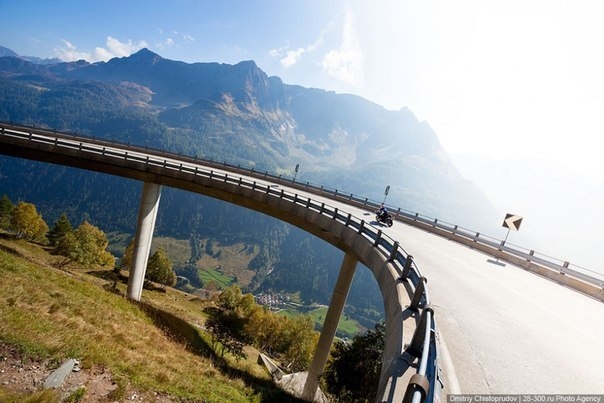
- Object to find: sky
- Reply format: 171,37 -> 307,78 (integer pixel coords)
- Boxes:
2,0 -> 603,272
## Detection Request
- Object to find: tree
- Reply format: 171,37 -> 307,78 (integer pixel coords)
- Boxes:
10,201 -> 49,243
56,220 -> 115,267
212,285 -> 318,369
146,248 -> 176,288
324,322 -> 385,403
205,307 -> 249,360
217,285 -> 244,311
0,194 -> 13,230
280,315 -> 317,372
121,238 -> 135,270
48,213 -> 73,247
205,286 -> 252,360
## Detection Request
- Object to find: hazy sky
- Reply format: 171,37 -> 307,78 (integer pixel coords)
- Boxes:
2,0 -> 603,271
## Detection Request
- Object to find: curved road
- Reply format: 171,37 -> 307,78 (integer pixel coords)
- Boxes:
384,220 -> 604,393
2,124 -> 603,396
270,184 -> 604,394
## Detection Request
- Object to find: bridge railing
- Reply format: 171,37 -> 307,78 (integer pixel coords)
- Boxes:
0,122 -> 438,402
7,122 -> 600,285
188,160 -> 603,288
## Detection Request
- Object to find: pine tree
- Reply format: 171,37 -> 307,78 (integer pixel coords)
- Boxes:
48,213 -> 73,247
0,194 -> 13,230
324,322 -> 385,402
146,248 -> 176,288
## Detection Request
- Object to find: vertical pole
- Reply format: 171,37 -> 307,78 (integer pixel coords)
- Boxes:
302,253 -> 358,401
127,182 -> 162,301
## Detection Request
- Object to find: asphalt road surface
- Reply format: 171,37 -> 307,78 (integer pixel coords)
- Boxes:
279,186 -> 604,395
384,220 -> 604,394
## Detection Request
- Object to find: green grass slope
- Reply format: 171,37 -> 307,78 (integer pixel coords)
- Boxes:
0,235 -> 303,402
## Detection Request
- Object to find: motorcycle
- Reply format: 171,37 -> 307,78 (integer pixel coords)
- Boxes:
375,209 -> 394,227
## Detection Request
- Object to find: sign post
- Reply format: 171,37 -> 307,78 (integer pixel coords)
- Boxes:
488,213 -> 523,266
383,185 -> 390,204
502,213 -> 523,245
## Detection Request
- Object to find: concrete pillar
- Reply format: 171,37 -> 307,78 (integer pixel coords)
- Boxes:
302,253 -> 358,401
127,182 -> 162,301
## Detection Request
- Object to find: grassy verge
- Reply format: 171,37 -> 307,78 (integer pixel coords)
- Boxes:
0,236 -> 301,402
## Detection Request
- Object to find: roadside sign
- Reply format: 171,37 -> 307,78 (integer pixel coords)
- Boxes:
502,213 -> 523,231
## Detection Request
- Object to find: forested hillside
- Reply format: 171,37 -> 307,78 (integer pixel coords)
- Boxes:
0,47 -> 497,330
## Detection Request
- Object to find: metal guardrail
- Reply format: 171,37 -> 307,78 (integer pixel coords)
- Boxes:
3,122 -> 601,287
0,123 -> 437,403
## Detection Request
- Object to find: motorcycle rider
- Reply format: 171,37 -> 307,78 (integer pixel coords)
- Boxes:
378,204 -> 388,221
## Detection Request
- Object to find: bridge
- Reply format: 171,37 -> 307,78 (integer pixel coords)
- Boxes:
1,123 -> 603,401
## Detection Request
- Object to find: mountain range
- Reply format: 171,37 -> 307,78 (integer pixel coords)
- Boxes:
0,45 -> 498,329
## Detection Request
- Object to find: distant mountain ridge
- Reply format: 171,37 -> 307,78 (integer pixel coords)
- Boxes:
0,45 -> 62,65
0,45 -> 499,326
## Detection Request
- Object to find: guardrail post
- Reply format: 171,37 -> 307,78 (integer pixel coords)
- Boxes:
389,242 -> 399,261
405,305 -> 433,357
345,213 -> 352,226
332,208 -> 338,219
358,220 -> 365,234
400,255 -> 414,280
409,277 -> 427,311
374,230 -> 382,246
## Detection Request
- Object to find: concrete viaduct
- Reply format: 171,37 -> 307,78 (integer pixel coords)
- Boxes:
3,123 -> 604,400
0,123 -> 437,403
